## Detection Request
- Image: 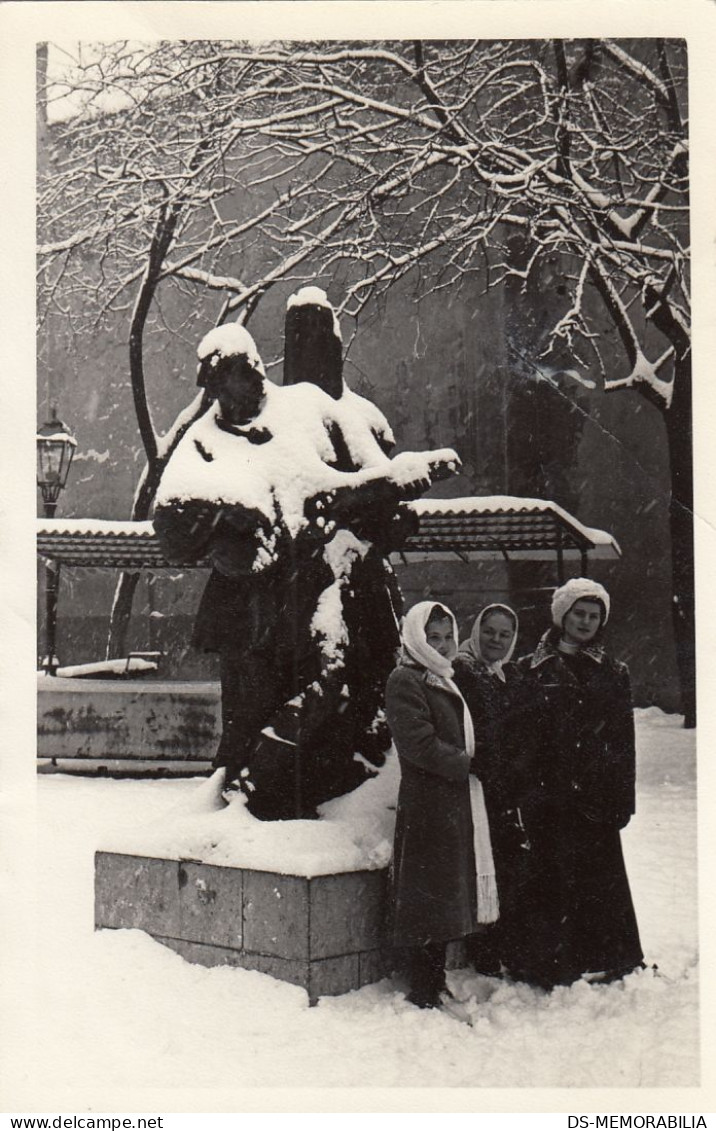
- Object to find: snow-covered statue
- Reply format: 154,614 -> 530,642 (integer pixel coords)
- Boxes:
154,287 -> 459,820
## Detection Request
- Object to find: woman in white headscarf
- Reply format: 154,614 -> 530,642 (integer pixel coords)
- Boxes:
385,601 -> 498,1009
518,578 -> 644,989
453,604 -> 538,978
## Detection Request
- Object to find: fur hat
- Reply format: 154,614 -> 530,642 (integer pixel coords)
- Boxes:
551,577 -> 610,628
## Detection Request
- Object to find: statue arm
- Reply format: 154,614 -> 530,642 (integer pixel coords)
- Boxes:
153,499 -> 220,565
154,497 -> 278,576
308,449 -> 460,533
208,505 -> 279,578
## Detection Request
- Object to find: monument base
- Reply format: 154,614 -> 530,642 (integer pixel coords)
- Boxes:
95,851 -> 400,1004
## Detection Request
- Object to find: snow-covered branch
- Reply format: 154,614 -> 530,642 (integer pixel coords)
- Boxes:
39,37 -> 689,410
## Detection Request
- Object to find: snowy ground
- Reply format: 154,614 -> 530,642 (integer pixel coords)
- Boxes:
3,710 -> 701,1108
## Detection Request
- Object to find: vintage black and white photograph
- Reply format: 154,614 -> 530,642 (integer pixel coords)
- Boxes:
3,0 -> 715,1114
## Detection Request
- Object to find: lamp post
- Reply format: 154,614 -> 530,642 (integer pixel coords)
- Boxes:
37,410 -> 77,675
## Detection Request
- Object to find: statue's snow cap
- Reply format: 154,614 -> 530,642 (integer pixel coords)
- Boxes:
287,286 -> 342,342
197,324 -> 265,375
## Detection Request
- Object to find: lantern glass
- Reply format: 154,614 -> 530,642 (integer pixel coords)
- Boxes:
36,415 -> 77,505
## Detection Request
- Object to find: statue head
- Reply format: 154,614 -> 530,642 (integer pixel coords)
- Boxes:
197,324 -> 267,425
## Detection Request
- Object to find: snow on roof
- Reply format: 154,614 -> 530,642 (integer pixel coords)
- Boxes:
196,324 -> 265,373
37,495 -> 619,566
286,286 -> 342,341
409,495 -> 617,548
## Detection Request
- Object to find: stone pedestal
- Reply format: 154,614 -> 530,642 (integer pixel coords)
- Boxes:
95,851 -> 397,1003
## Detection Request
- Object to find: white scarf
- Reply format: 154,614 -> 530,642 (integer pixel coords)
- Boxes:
401,602 -> 499,924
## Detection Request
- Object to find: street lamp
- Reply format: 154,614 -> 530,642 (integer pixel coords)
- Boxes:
37,410 -> 77,674
37,411 -> 77,514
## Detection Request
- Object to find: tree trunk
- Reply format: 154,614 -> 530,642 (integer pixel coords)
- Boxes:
105,459 -> 163,658
105,399 -> 211,658
105,203 -> 184,661
664,353 -> 695,727
106,570 -> 142,660
591,261 -> 694,727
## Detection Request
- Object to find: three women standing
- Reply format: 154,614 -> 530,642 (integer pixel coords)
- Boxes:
386,578 -> 644,1004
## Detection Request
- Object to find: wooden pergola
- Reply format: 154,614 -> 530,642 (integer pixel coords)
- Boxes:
37,495 -> 620,582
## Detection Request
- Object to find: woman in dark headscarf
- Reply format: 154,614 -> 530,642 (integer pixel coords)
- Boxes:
453,604 -> 538,978
517,578 -> 644,988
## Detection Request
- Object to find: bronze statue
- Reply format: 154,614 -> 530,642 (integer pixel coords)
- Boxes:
154,288 -> 459,819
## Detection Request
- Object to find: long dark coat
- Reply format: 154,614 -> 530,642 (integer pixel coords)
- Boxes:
516,630 -> 643,984
385,664 -> 478,948
452,654 -> 541,972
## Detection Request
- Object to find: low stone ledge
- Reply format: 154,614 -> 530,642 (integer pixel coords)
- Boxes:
39,678 -> 220,764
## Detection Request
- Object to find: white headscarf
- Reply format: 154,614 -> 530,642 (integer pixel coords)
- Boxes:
399,600 -> 499,924
401,600 -> 459,680
458,602 -> 518,683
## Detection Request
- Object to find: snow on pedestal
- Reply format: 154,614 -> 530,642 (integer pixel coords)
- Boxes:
99,758 -> 399,876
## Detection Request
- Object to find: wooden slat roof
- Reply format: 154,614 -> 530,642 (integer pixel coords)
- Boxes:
402,497 -> 620,561
36,496 -> 620,568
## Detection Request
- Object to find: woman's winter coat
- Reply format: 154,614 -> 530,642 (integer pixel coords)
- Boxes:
453,646 -> 541,974
453,651 -> 540,812
516,629 -> 643,984
385,663 -> 478,948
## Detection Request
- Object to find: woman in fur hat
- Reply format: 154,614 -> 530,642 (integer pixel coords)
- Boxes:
453,604 -> 540,978
385,601 -> 498,1008
517,578 -> 644,989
